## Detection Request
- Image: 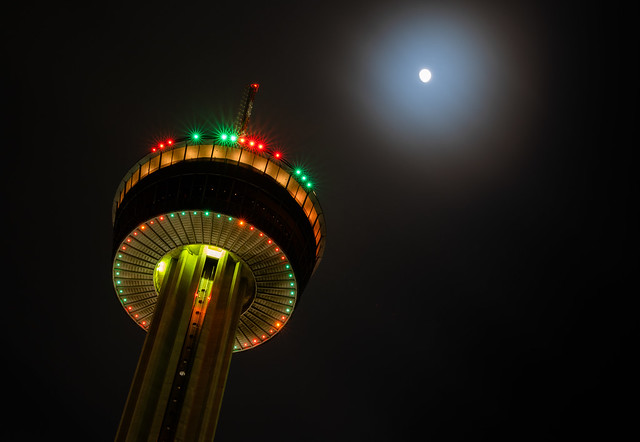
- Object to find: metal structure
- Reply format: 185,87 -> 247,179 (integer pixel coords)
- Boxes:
111,85 -> 326,441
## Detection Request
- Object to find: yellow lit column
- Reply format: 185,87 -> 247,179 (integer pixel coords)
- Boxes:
116,245 -> 255,442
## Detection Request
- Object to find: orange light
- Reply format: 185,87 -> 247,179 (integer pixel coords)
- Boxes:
140,225 -> 145,230
239,137 -> 246,143
275,322 -> 281,327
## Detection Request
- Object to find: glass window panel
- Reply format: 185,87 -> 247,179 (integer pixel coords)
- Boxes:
308,206 -> 318,227
149,155 -> 160,173
239,150 -> 255,166
225,147 -> 241,162
276,168 -> 290,187
140,161 -> 149,179
252,155 -> 267,172
131,169 -> 139,187
185,144 -> 199,160
213,145 -> 226,159
172,147 -> 185,164
286,177 -> 299,198
265,160 -> 279,179
303,197 -> 313,217
160,151 -> 172,168
295,186 -> 307,205
198,144 -> 213,158
125,176 -> 132,192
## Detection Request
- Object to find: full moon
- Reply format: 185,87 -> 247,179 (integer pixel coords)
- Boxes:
419,68 -> 432,83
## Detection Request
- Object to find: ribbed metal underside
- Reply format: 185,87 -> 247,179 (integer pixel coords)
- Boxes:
113,210 -> 297,352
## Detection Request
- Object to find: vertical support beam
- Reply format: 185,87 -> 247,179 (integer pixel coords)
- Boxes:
115,246 -> 255,442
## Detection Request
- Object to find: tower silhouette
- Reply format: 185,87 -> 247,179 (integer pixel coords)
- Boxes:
111,84 -> 326,441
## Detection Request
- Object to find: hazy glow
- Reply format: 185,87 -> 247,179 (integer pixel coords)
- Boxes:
342,5 -> 536,160
419,68 -> 432,83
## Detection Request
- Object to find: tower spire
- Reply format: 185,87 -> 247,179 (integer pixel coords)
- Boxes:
234,83 -> 260,137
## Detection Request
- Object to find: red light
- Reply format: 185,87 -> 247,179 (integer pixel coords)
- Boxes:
159,143 -> 164,149
239,137 -> 246,144
274,152 -> 281,158
159,216 -> 164,220
151,148 -> 157,152
251,83 -> 259,89
257,144 -> 264,150
167,139 -> 173,145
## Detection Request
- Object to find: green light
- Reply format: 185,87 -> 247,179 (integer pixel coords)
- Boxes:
170,213 -> 175,217
301,176 -> 307,181
192,133 -> 200,140
181,211 -> 186,215
230,135 -> 237,142
306,182 -> 312,188
289,273 -> 293,278
217,214 -> 221,218
285,264 -> 290,269
205,211 -> 210,216
221,134 -> 228,140
123,298 -> 127,302
193,211 -> 197,215
286,308 -> 290,312
295,169 -> 302,175
228,217 -> 232,221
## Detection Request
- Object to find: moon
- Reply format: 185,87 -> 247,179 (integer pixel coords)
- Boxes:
419,68 -> 432,83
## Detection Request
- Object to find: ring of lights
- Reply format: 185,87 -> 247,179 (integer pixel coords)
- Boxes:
113,211 -> 298,352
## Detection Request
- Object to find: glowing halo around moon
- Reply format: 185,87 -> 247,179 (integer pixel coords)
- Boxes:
419,68 -> 432,83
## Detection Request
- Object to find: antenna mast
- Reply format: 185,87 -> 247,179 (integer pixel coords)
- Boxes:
234,83 -> 260,136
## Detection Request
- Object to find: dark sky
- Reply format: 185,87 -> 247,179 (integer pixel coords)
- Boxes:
2,1 -> 635,441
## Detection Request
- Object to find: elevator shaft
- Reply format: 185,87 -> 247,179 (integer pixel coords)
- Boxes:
116,245 -> 255,442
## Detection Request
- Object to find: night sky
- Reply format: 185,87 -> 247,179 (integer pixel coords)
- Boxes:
3,1 -> 635,441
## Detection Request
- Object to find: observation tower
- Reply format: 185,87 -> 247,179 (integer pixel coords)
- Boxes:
111,84 -> 326,441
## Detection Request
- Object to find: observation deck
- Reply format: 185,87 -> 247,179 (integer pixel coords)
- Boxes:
111,136 -> 326,351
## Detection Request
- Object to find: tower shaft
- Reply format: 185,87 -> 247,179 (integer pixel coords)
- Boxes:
116,246 -> 255,442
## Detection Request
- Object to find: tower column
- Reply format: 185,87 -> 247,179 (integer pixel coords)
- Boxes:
116,245 -> 255,442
